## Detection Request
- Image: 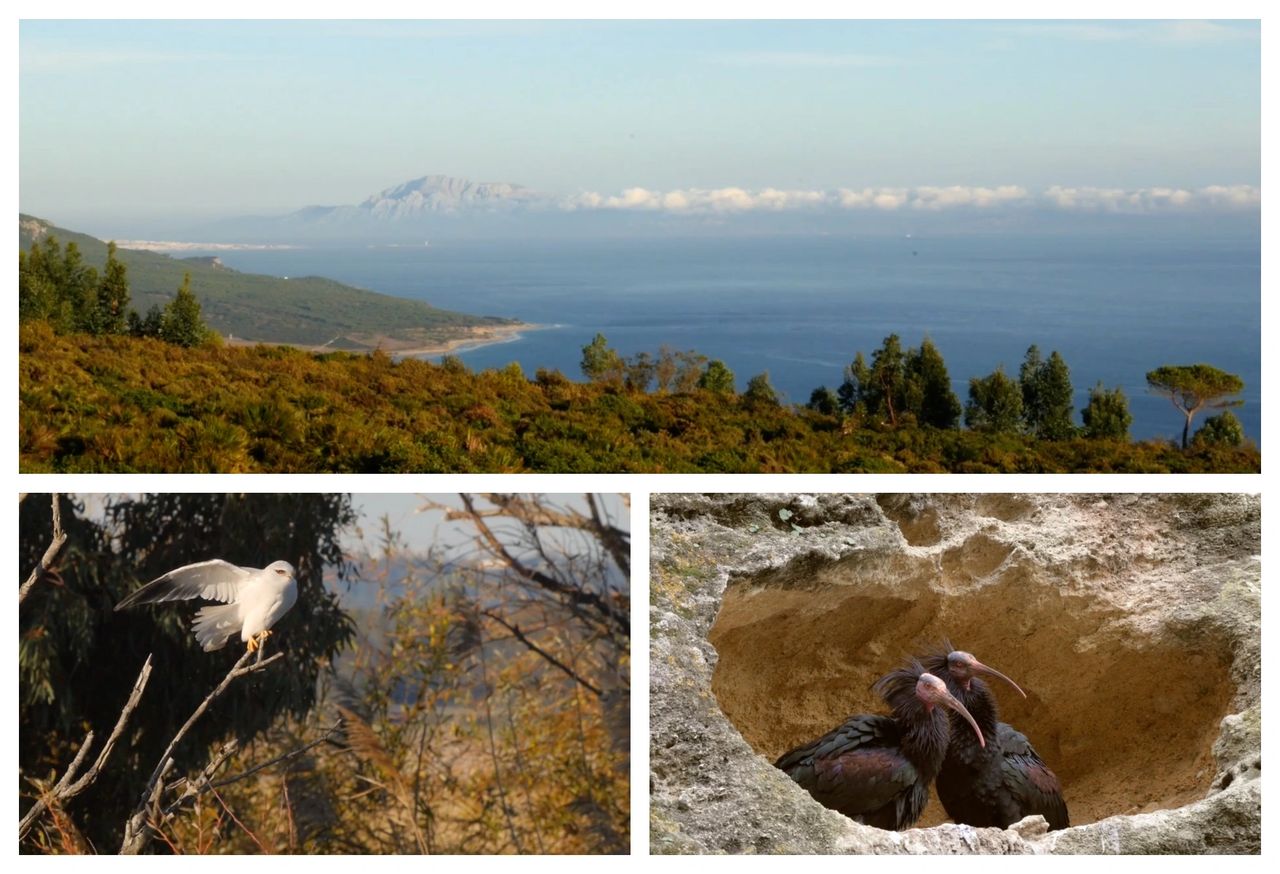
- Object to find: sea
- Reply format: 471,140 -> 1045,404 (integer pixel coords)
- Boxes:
189,234 -> 1260,444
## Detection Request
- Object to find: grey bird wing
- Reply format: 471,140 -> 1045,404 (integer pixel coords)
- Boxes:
115,560 -> 251,610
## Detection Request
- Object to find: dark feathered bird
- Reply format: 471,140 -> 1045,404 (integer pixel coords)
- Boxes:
921,645 -> 1069,830
774,661 -> 985,830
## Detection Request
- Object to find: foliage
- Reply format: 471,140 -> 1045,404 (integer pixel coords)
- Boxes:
839,335 -> 961,428
1192,410 -> 1245,447
807,386 -> 840,416
1020,345 -> 1076,440
904,337 -> 962,429
159,273 -> 214,347
19,494 -> 356,853
965,367 -> 1024,433
1146,363 -> 1246,449
697,359 -> 736,395
19,324 -> 1259,473
743,371 -> 780,406
1081,382 -> 1133,441
20,215 -> 512,345
89,494 -> 631,855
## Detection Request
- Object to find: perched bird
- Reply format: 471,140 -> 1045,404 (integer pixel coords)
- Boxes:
775,662 -> 985,830
921,646 -> 1069,830
115,559 -> 298,653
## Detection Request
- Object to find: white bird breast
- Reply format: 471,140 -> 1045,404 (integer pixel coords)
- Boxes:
238,567 -> 299,642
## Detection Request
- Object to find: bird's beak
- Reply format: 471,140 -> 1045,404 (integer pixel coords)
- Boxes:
939,688 -> 985,748
970,658 -> 1026,699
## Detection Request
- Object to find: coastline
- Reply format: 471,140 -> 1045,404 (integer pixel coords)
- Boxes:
225,321 -> 541,358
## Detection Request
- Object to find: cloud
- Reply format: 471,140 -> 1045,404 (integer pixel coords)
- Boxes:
1000,20 -> 1258,46
709,50 -> 900,68
565,184 -> 1259,215
20,47 -> 231,73
1042,185 -> 1259,213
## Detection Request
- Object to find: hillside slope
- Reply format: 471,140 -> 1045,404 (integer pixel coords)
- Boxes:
19,214 -> 516,347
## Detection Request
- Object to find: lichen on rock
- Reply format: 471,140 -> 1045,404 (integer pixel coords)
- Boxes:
649,493 -> 1260,854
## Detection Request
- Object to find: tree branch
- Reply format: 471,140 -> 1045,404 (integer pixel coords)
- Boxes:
480,609 -> 602,697
19,494 -> 67,604
19,654 -> 154,841
120,647 -> 283,854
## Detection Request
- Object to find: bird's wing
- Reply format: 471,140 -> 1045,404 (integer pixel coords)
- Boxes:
115,560 -> 252,610
997,722 -> 1070,829
777,714 -> 918,819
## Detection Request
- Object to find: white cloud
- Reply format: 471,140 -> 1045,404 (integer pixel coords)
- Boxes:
1001,20 -> 1258,46
1042,185 -> 1259,213
21,47 -> 231,73
564,184 -> 1258,215
710,50 -> 900,68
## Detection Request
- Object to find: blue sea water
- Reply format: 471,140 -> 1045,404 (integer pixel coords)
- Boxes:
196,234 -> 1260,444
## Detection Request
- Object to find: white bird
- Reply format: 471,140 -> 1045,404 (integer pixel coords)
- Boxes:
115,559 -> 298,653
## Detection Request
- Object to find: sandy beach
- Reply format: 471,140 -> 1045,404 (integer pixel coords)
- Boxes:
225,321 -> 539,358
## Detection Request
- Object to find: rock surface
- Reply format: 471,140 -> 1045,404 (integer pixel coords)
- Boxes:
649,493 -> 1260,854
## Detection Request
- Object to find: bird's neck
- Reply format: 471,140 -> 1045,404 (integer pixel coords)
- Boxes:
947,678 -> 999,761
896,702 -> 950,779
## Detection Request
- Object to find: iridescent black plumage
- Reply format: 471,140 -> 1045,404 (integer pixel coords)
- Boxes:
775,661 -> 983,830
921,644 -> 1069,830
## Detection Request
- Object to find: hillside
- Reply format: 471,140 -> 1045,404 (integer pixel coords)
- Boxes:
18,214 -> 517,347
19,323 -> 1260,474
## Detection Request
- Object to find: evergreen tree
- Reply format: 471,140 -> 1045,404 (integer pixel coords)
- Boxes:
1192,410 -> 1245,447
1020,345 -> 1075,439
698,359 -> 736,395
624,351 -> 656,392
95,241 -> 131,335
159,273 -> 210,348
743,371 -> 780,406
1146,364 -> 1245,449
904,337 -> 962,429
965,367 -> 1023,433
1081,382 -> 1132,440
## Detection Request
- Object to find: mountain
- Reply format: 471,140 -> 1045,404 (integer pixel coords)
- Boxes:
19,214 -> 517,347
282,174 -> 552,226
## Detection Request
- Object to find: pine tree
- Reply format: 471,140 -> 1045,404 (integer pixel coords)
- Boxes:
159,273 -> 210,347
1020,345 -> 1075,439
95,241 -> 131,335
904,337 -> 962,429
743,372 -> 780,406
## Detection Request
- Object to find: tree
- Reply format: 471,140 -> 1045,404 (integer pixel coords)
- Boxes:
867,334 -> 907,425
1192,410 -> 1244,448
95,242 -> 131,335
743,372 -> 780,406
159,273 -> 211,347
904,337 -> 961,429
1020,346 -> 1075,439
580,333 -> 625,386
698,359 -> 736,395
19,236 -> 98,332
19,494 -> 355,852
837,352 -> 870,416
1146,364 -> 1245,449
965,367 -> 1023,433
1081,382 -> 1132,440
807,386 -> 840,416
624,351 -> 655,392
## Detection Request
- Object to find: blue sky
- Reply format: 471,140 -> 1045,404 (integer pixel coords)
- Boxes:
19,20 -> 1260,225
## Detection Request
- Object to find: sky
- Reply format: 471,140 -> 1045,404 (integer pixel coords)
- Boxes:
18,19 -> 1260,228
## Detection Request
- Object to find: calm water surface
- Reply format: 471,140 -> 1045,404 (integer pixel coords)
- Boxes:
199,235 -> 1260,443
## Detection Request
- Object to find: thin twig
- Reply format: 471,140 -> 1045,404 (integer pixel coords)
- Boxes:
20,494 -> 67,604
19,654 -> 154,840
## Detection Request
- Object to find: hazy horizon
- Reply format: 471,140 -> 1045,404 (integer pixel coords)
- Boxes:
20,19 -> 1260,236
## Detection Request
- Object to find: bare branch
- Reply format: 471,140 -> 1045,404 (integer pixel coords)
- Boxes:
20,494 -> 67,604
120,647 -> 284,854
480,609 -> 601,697
19,654 -> 154,841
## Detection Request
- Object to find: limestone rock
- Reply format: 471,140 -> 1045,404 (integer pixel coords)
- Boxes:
649,493 -> 1260,854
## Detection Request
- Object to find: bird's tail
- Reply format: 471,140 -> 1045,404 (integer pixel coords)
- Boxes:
192,604 -> 241,651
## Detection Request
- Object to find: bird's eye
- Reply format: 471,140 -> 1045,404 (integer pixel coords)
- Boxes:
274,568 -> 287,575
